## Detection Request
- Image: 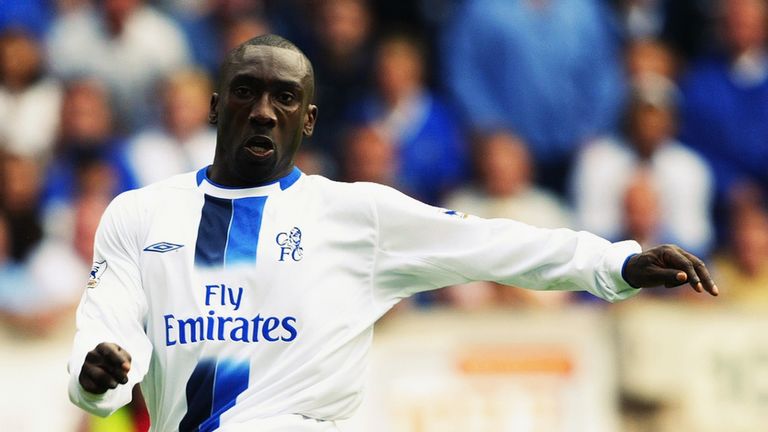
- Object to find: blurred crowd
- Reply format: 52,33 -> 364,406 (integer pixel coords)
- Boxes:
1,0 -> 767,324
1,0 -> 768,430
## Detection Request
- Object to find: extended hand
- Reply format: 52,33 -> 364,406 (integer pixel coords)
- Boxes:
79,342 -> 132,394
623,244 -> 719,296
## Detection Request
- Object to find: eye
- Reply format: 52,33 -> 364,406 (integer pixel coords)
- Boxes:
276,92 -> 296,104
232,86 -> 252,98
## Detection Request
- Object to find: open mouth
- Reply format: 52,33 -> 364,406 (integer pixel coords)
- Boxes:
243,136 -> 275,159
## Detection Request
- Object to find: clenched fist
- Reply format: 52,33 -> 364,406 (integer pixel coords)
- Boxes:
79,342 -> 132,394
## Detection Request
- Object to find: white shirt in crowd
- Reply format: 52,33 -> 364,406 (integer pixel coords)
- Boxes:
571,137 -> 714,255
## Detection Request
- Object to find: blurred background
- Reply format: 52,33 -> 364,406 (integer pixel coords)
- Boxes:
0,0 -> 767,431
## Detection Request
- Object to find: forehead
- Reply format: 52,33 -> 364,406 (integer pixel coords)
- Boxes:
225,45 -> 309,86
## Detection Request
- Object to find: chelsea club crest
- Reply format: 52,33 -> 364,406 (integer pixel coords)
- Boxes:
276,227 -> 304,262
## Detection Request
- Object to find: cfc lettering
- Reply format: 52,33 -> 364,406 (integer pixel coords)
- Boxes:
164,310 -> 298,346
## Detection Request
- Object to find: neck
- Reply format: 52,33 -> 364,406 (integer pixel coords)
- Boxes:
207,163 -> 295,188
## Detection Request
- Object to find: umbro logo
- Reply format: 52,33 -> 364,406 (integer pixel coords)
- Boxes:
144,242 -> 184,253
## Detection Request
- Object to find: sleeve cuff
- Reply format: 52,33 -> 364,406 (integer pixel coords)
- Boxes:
621,253 -> 641,288
598,240 -> 643,302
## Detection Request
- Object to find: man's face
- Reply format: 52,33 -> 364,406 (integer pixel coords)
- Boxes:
209,45 -> 317,186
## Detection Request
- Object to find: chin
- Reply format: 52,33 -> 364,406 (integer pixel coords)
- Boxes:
231,151 -> 278,181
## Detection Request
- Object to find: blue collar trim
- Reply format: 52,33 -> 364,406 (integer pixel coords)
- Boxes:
196,166 -> 302,191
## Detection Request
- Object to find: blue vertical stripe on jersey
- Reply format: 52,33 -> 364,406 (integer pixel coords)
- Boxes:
225,196 -> 268,266
179,359 -> 216,432
200,360 -> 251,431
179,359 -> 251,432
195,195 -> 233,267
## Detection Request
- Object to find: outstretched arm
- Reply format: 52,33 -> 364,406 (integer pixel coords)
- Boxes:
622,244 -> 718,296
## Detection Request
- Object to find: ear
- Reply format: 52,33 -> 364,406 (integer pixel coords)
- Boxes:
208,93 -> 219,125
302,104 -> 318,137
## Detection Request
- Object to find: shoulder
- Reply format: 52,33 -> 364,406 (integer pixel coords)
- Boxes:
577,136 -> 632,165
656,141 -> 712,176
298,175 -> 420,213
299,175 -> 383,202
134,5 -> 182,29
49,7 -> 96,33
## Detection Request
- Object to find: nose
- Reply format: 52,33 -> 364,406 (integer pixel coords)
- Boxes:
248,94 -> 277,128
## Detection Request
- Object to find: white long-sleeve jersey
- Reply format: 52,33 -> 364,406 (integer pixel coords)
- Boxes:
68,167 -> 641,431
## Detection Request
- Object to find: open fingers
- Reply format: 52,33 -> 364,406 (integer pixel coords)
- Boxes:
661,246 -> 719,296
658,246 -> 700,290
679,249 -> 719,296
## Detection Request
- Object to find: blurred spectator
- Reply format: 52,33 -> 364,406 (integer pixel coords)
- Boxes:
342,125 -> 396,187
621,169 -> 664,250
19,194 -> 109,334
122,68 -> 216,187
0,0 -> 52,38
444,130 -> 571,229
303,0 -> 374,172
712,187 -> 768,306
609,0 -> 718,60
294,148 -> 330,177
0,210 -> 36,329
679,0 -> 768,239
0,28 -> 62,160
625,38 -> 679,79
222,15 -> 271,54
157,0 -> 271,76
442,0 -> 625,195
572,74 -> 714,256
442,131 -> 573,309
41,79 -> 134,240
0,152 -> 43,261
615,0 -> 668,41
349,33 -> 467,204
46,0 -> 191,130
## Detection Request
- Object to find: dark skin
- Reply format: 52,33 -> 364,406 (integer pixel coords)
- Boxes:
207,44 -> 317,186
78,43 -> 717,396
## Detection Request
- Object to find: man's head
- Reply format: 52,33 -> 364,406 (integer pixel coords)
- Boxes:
475,130 -> 533,197
720,0 -> 767,56
625,73 -> 679,158
162,68 -> 213,140
208,34 -> 317,186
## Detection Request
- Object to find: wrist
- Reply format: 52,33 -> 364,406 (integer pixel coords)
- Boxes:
621,253 -> 641,289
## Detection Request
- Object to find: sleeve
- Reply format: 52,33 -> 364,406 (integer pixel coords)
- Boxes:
67,192 -> 153,417
368,184 -> 642,306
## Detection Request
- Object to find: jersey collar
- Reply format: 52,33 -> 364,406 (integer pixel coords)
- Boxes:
196,166 -> 302,199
